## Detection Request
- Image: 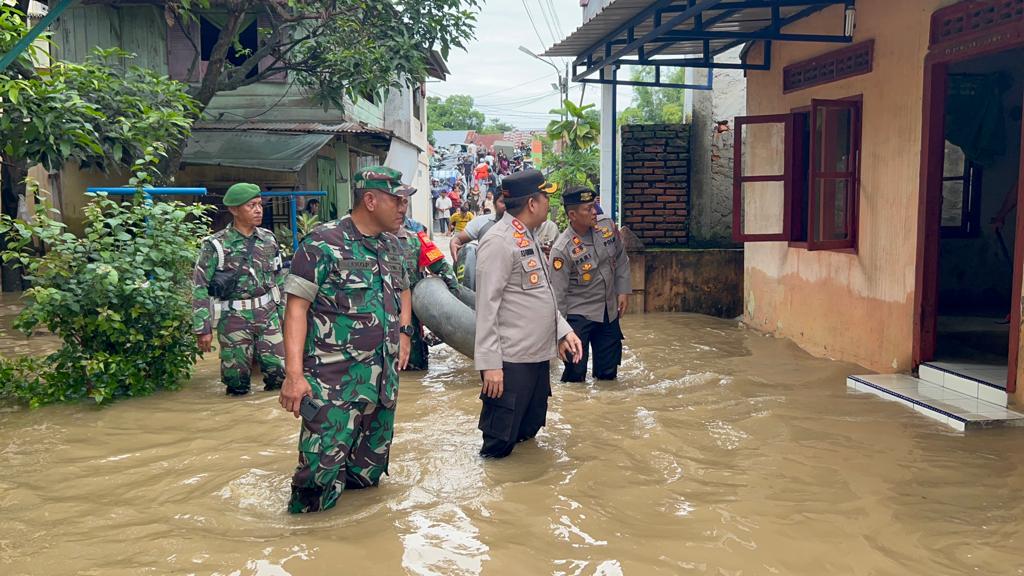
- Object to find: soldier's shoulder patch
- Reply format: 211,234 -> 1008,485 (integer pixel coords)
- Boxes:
553,257 -> 564,271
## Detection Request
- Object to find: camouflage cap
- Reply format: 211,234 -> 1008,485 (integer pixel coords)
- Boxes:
354,166 -> 403,193
223,182 -> 262,207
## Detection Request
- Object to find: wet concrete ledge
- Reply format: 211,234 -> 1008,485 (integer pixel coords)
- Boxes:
623,228 -> 742,318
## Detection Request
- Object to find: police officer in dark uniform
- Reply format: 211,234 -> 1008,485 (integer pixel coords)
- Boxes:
548,186 -> 632,382
474,169 -> 583,458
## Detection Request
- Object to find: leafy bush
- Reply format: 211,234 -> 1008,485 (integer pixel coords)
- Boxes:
0,165 -> 211,407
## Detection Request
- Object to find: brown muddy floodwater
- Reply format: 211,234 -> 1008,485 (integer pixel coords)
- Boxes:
1,294 -> 1024,575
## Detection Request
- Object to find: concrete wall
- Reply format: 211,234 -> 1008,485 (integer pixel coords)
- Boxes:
620,124 -> 690,246
625,246 -> 743,318
742,0 -> 956,373
690,47 -> 746,247
384,82 -> 432,228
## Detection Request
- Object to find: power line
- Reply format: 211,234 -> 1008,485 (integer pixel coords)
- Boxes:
534,0 -> 560,47
520,0 -> 550,56
546,0 -> 564,35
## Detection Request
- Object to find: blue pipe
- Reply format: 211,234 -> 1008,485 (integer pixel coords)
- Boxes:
87,187 -> 208,196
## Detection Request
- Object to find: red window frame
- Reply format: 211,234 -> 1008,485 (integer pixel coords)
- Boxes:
732,114 -> 795,242
807,98 -> 860,251
732,97 -> 862,252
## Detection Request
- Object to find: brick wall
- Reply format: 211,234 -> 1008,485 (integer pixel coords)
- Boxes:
620,124 -> 690,246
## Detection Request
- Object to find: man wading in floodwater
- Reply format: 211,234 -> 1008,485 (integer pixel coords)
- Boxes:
192,183 -> 286,395
279,166 -> 412,514
474,169 -> 583,458
549,186 -> 632,382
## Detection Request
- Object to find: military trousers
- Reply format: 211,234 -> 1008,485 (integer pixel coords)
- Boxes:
216,301 -> 285,394
560,311 -> 624,382
478,361 -> 551,458
404,314 -> 429,371
288,394 -> 395,514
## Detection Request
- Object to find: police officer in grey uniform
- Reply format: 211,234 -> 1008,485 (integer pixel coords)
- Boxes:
474,169 -> 583,459
548,186 -> 632,382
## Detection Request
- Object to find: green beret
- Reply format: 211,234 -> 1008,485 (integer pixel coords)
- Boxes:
223,182 -> 262,207
354,166 -> 402,192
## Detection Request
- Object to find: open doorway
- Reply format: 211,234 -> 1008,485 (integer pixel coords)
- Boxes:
931,48 -> 1024,390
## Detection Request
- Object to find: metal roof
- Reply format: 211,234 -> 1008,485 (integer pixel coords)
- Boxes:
193,121 -> 392,137
544,0 -> 852,87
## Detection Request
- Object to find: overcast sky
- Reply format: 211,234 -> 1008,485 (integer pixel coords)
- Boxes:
429,0 -> 633,130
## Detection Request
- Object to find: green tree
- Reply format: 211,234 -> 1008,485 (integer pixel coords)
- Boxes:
164,0 -> 481,173
0,7 -> 198,290
546,100 -> 600,151
427,94 -> 486,132
481,118 -> 515,134
619,67 -> 688,125
0,149 -> 213,407
543,98 -> 602,229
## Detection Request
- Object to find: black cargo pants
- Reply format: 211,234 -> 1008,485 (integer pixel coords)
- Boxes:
561,310 -> 624,382
478,361 -> 551,458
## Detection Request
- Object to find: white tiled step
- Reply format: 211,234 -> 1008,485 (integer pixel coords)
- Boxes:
846,374 -> 1024,432
919,362 -> 1008,407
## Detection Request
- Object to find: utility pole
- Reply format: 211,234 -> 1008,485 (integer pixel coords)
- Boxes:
518,45 -> 567,122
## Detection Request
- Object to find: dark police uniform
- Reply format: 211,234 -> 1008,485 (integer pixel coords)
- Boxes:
474,169 -> 572,458
549,187 -> 632,381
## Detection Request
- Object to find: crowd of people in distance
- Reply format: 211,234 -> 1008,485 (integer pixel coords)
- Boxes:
432,142 -> 533,236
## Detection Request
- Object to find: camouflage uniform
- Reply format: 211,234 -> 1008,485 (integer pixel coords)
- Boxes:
192,225 -> 286,394
283,215 -> 409,514
396,226 -> 459,370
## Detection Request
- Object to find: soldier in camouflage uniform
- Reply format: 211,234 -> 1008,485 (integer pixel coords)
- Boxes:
279,166 -> 413,514
395,208 -> 460,371
192,182 -> 286,395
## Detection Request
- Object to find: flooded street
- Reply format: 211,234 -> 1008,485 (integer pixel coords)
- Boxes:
2,302 -> 1024,575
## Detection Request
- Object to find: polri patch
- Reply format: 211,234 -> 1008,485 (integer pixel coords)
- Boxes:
529,271 -> 540,285
553,257 -> 564,270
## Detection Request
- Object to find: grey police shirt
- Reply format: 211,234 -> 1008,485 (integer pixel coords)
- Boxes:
474,212 -> 572,370
548,215 -> 632,323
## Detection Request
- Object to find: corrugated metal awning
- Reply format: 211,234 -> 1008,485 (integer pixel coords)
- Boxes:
193,120 -> 392,137
544,0 -> 853,88
182,131 -> 334,172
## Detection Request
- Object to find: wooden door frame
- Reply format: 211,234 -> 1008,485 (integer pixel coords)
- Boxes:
914,13 -> 1024,395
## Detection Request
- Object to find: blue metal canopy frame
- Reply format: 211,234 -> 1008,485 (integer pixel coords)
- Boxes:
566,0 -> 854,89
262,190 -> 327,253
87,187 -> 327,252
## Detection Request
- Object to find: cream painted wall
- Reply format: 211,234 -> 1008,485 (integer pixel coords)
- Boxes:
742,0 -> 954,372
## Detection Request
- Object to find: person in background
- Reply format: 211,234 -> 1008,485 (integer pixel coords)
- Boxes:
193,183 -> 286,396
467,183 -> 481,213
482,191 -> 495,215
304,198 -> 321,218
395,209 -> 460,371
548,186 -> 632,383
474,159 -> 491,195
278,166 -> 412,514
450,205 -> 473,234
447,186 -> 463,213
435,191 -> 452,235
536,214 -> 560,256
450,192 -> 506,263
473,169 -> 582,459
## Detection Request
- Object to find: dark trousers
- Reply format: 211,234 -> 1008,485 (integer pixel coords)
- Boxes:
478,361 -> 551,458
561,311 -> 624,382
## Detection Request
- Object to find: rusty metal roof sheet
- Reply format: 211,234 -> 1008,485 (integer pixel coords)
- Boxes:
193,121 -> 392,137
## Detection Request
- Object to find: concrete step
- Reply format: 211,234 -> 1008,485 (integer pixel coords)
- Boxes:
846,374 -> 1024,432
919,361 -> 1008,407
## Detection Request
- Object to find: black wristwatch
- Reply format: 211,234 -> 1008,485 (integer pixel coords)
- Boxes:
399,325 -> 415,337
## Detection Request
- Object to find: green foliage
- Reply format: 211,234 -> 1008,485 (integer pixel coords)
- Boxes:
546,99 -> 600,152
619,67 -> 687,125
274,213 -> 319,258
427,93 -> 486,132
481,118 -> 515,134
543,98 -> 602,230
0,40 -> 197,174
0,149 -> 213,408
